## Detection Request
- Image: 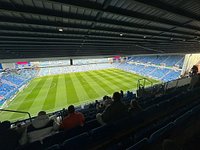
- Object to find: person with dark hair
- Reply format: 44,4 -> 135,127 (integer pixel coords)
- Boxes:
190,65 -> 198,76
96,92 -> 127,125
0,121 -> 20,150
60,105 -> 85,130
103,95 -> 112,107
95,100 -> 100,109
128,100 -> 143,113
120,90 -> 124,98
188,65 -> 200,90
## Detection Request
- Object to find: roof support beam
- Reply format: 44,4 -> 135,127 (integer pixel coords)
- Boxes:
134,0 -> 200,22
45,0 -> 200,32
1,0 -> 200,34
0,16 -> 198,39
0,30 -> 183,42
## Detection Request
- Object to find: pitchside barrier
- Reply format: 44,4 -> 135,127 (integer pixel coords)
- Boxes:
137,76 -> 191,98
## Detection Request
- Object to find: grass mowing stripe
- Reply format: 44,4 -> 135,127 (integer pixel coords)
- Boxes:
94,70 -> 128,90
0,79 -> 42,121
116,69 -> 160,84
75,72 -> 99,99
98,70 -> 130,89
1,68 -> 160,122
114,68 -> 159,83
88,70 -> 120,93
42,76 -> 58,111
30,76 -> 55,116
115,69 -> 160,85
105,69 -> 157,88
105,69 -> 140,84
10,78 -> 47,119
101,69 -> 144,90
55,75 -> 68,109
71,73 -> 90,104
86,71 -> 115,94
81,71 -> 108,97
105,69 -> 146,85
8,79 -> 42,107
65,74 -> 79,105
112,69 -> 145,80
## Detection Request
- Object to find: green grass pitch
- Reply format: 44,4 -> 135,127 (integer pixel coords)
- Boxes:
0,68 -> 159,122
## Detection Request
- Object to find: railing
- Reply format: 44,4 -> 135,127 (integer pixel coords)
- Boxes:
0,109 -> 32,123
137,78 -> 153,90
137,78 -> 154,98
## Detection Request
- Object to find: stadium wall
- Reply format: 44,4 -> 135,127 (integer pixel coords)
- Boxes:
1,63 -> 15,70
182,53 -> 200,75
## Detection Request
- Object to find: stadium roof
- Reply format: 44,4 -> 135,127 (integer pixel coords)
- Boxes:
1,0 -> 200,59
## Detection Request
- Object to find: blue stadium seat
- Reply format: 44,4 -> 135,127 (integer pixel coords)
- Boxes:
174,111 -> 192,127
17,141 -> 43,150
46,144 -> 60,150
191,104 -> 200,114
149,123 -> 174,143
117,55 -> 184,82
43,131 -> 65,148
91,124 -> 115,142
61,132 -> 89,150
133,124 -> 156,143
126,138 -> 149,150
83,119 -> 100,131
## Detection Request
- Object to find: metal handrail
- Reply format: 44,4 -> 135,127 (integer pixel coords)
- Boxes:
137,78 -> 153,90
0,109 -> 32,123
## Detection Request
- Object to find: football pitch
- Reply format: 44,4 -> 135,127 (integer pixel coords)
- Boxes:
0,68 -> 159,122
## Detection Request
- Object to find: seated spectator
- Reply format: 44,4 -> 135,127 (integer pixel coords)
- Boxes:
96,92 -> 127,125
27,111 -> 59,143
128,100 -> 143,114
188,73 -> 200,90
88,103 -> 94,109
103,95 -> 113,107
60,105 -> 85,130
15,123 -> 28,145
96,103 -> 106,113
95,100 -> 104,112
0,121 -> 20,150
127,91 -> 134,100
120,90 -> 124,98
95,100 -> 100,109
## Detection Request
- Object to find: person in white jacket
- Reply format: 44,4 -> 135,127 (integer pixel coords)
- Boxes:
26,111 -> 59,143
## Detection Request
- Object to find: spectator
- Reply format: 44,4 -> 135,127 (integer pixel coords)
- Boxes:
120,90 -> 124,98
96,92 -> 127,125
103,95 -> 112,107
0,121 -> 20,150
15,123 -> 28,145
60,105 -> 85,130
27,111 -> 59,142
188,75 -> 199,90
95,100 -> 101,109
128,100 -> 143,114
95,100 -> 105,112
127,91 -> 134,100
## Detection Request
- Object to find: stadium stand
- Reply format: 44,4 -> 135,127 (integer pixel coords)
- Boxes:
0,55 -> 185,109
115,55 -> 184,82
1,0 -> 200,149
0,73 -> 199,150
0,55 -> 196,150
0,69 -> 37,106
38,63 -> 114,76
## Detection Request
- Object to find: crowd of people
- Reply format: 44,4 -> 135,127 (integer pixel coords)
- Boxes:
0,90 -> 140,150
